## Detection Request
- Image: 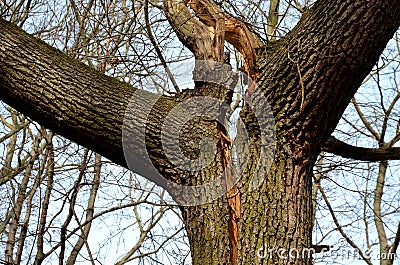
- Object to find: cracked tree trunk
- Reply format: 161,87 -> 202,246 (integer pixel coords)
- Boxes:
0,0 -> 400,264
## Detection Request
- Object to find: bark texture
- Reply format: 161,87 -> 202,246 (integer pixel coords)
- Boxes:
0,0 -> 400,264
234,1 -> 400,264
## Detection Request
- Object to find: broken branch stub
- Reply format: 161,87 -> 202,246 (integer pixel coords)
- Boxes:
164,0 -> 261,81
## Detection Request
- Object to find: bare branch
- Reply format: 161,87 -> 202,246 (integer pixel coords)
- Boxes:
318,184 -> 373,265
373,161 -> 390,261
144,0 -> 180,93
267,0 -> 279,40
352,98 -> 381,141
322,136 -> 400,161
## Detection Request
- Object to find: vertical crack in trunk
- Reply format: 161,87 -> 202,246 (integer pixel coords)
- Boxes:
163,1 -> 262,263
218,127 -> 240,265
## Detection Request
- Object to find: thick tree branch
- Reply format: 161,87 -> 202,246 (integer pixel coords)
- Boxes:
0,18 -> 182,187
255,0 -> 400,160
322,136 -> 400,161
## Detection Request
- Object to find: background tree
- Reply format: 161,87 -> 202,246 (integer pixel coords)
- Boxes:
314,39 -> 400,264
0,0 -> 399,265
0,1 -> 189,264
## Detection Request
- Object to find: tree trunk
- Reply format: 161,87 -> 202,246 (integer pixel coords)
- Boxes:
0,0 -> 400,264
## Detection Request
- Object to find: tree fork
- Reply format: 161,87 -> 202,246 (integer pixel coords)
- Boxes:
1,0 -> 400,264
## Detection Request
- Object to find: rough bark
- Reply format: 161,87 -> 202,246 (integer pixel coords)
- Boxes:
0,18 -> 209,190
234,1 -> 400,264
0,0 -> 400,264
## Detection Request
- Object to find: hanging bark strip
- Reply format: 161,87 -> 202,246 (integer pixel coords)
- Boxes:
217,128 -> 240,265
163,1 -> 262,263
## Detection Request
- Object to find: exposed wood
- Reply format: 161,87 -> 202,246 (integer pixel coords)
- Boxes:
217,130 -> 240,265
163,0 -> 214,60
163,2 -> 249,262
182,0 -> 261,81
